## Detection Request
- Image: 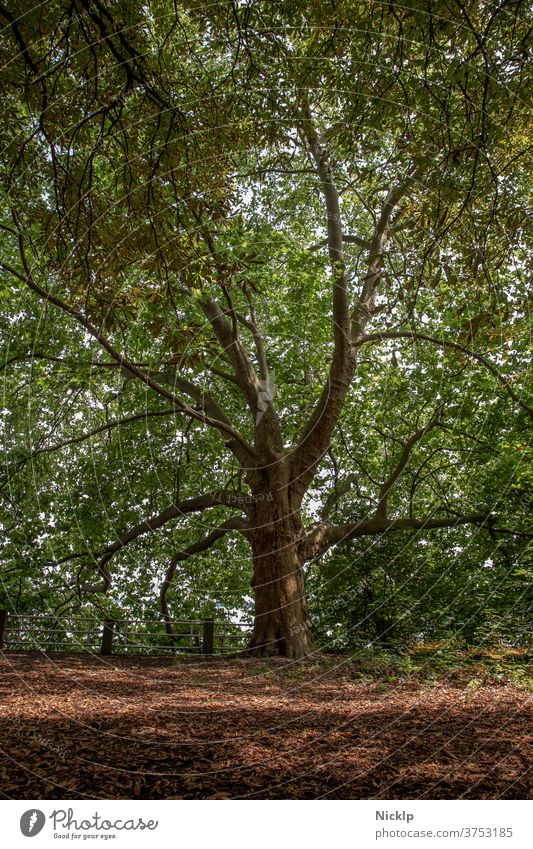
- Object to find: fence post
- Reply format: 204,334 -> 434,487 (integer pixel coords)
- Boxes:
101,619 -> 115,655
0,610 -> 8,651
202,619 -> 215,655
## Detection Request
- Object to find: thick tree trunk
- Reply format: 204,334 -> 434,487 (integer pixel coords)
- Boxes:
247,504 -> 314,658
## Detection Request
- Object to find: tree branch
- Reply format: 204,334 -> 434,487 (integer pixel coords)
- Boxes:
242,286 -> 270,383
22,409 -> 176,458
146,369 -> 241,442
77,493 -> 249,594
357,331 -> 533,420
159,517 -> 248,633
375,411 -> 443,519
304,511 -> 495,561
200,293 -> 283,454
351,169 -> 422,342
307,234 -> 370,252
199,295 -> 261,412
289,167 -> 421,503
1,247 -> 255,463
185,207 -> 274,437
288,102 -> 354,501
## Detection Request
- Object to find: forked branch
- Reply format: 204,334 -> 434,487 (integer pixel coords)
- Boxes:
375,411 -> 444,519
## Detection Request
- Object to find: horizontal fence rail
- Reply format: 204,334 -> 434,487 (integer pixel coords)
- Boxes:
1,612 -> 529,659
0,610 -> 251,657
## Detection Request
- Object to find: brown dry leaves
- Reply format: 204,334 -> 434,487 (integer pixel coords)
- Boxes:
0,653 -> 531,799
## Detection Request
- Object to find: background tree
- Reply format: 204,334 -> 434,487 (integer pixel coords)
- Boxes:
0,0 -> 531,656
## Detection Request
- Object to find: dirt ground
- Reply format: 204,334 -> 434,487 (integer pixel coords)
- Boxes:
0,652 -> 531,799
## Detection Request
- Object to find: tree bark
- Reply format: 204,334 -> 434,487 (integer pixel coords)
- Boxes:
246,492 -> 314,658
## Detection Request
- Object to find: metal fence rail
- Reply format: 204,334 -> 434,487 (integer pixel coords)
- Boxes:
0,610 -> 251,656
1,612 -> 530,659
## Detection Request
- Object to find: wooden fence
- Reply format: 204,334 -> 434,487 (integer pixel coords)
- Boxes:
0,610 -> 250,656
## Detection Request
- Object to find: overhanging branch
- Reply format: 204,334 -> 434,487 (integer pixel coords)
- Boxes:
0,252 -> 256,464
76,493 -> 249,594
23,409 -> 176,459
304,511 -> 495,561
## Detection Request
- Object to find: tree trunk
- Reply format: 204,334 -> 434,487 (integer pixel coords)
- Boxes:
247,505 -> 314,658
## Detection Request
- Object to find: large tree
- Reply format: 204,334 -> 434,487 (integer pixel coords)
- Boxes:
0,0 -> 531,655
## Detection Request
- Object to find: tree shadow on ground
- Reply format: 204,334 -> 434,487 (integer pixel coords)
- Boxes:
0,654 -> 530,799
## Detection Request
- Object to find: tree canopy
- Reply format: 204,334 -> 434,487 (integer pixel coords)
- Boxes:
0,0 -> 531,655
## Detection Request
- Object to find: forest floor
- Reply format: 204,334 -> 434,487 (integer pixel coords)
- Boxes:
0,652 -> 531,800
